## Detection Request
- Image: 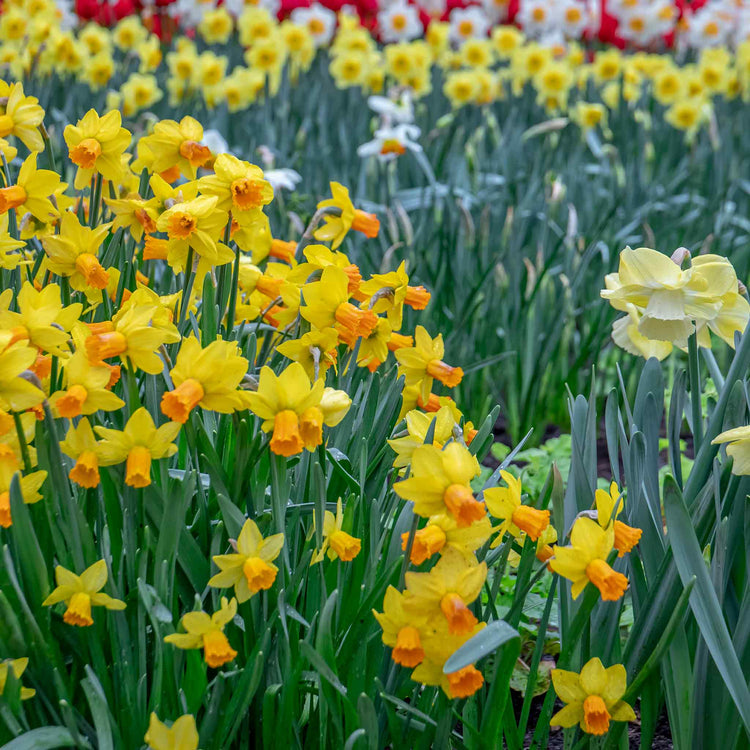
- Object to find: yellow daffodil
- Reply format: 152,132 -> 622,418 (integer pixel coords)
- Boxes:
373,586 -> 429,668
64,109 -> 131,190
712,425 -> 750,475
411,620 -> 486,699
85,302 -> 180,375
393,442 -> 484,528
94,407 -> 181,488
395,325 -> 463,402
42,211 -> 112,292
161,335 -> 253,424
104,194 -> 157,241
139,117 -> 212,180
595,481 -> 642,557
42,559 -> 125,626
60,418 -> 103,489
388,406 -> 458,469
0,658 -> 35,701
0,281 -> 81,357
276,328 -> 339,380
0,445 -> 46,528
549,517 -> 628,601
198,153 -> 273,222
551,657 -> 636,735
144,713 -> 199,750
245,362 -> 329,457
164,597 -> 238,669
484,471 -> 550,545
208,519 -> 284,602
301,265 -> 378,346
0,81 -> 44,152
0,152 -> 61,224
401,514 -> 492,565
311,497 -> 362,563
0,337 -> 46,412
156,195 -> 232,274
358,261 -> 431,330
402,548 -> 486,636
313,181 -> 380,249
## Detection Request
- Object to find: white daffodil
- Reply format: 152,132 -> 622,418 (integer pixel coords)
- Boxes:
357,124 -> 422,163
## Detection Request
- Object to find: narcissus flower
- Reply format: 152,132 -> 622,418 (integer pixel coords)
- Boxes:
411,620 -> 486,699
94,407 -> 181,488
42,560 -> 126,626
208,519 -> 284,602
0,81 -> 44,152
198,153 -> 273,221
64,109 -> 131,189
312,498 -> 362,563
156,195 -> 232,273
388,406 -> 459,469
0,338 -> 46,412
144,713 -> 199,750
358,260 -> 431,330
595,481 -> 642,557
395,326 -> 463,402
402,514 -> 492,565
42,212 -> 112,292
484,471 -> 550,544
373,586 -> 428,667
60,418 -> 104,489
138,116 -> 212,180
402,548 -> 486,635
393,442 -> 485,527
164,597 -> 238,669
301,265 -> 379,345
0,449 -> 46,528
85,303 -> 180,375
0,657 -> 35,700
313,181 -> 380,249
549,517 -> 628,601
245,362 -> 329,457
0,282 -> 82,357
550,658 -> 636,736
161,336 -> 253,424
276,328 -> 339,380
601,247 -> 742,349
51,351 -> 125,418
0,152 -> 61,224
712,425 -> 750,475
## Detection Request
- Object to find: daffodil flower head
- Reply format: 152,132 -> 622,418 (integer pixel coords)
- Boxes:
549,517 -> 628,601
42,559 -> 126,626
0,657 -> 35,701
164,597 -> 238,668
51,350 -> 125,419
198,153 -> 274,217
208,519 -> 284,602
0,151 -> 62,224
485,470 -> 550,545
712,424 -> 750,476
0,81 -> 44,152
394,325 -> 463,402
410,618 -> 486,699
144,712 -> 199,750
312,498 -> 362,563
402,547 -> 486,636
276,328 -> 339,380
161,335 -> 253,424
313,181 -> 380,249
401,513 -> 492,565
595,480 -> 642,557
388,405 -> 459,469
245,362 -> 328,457
393,442 -> 484,527
551,657 -> 636,735
0,337 -> 46,412
373,585 -> 429,668
0,442 -> 46,528
64,109 -> 131,190
94,407 -> 181,488
60,417 -> 103,489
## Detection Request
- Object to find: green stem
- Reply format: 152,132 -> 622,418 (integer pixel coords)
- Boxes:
13,412 -> 32,472
177,247 -> 196,329
225,235 -> 241,341
687,330 -> 703,453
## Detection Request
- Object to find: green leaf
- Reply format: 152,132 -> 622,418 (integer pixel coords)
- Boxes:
663,475 -> 750,734
3,728 -> 87,750
444,620 -> 519,674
